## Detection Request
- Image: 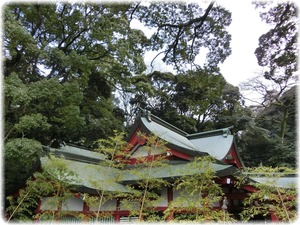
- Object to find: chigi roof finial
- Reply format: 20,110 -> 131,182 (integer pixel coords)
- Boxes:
135,105 -> 143,116
136,106 -> 152,122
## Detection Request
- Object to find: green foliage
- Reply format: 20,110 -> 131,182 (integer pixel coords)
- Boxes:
128,69 -> 247,133
6,180 -> 40,222
4,75 -> 87,144
4,73 -> 31,110
94,130 -> 131,164
15,113 -> 51,135
256,86 -> 296,143
123,133 -> 170,221
239,86 -> 296,167
3,2 -> 235,147
237,166 -> 297,222
211,83 -> 252,132
32,155 -> 80,221
173,70 -> 226,118
164,156 -> 234,222
84,131 -> 130,221
7,3 -> 298,222
254,2 -> 298,84
238,2 -> 297,168
5,154 -> 79,222
3,3 -> 145,146
4,138 -> 42,195
4,3 -> 147,81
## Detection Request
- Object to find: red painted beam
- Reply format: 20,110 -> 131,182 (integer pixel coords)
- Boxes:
169,149 -> 192,160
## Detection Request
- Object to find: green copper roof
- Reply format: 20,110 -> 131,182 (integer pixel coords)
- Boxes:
140,117 -> 198,152
40,156 -> 132,193
47,144 -> 107,164
250,176 -> 297,189
38,109 -> 242,194
139,113 -> 235,161
188,135 -> 234,160
121,162 -> 236,183
40,152 -> 237,193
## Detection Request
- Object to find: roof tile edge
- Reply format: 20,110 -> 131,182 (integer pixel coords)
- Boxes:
138,107 -> 188,136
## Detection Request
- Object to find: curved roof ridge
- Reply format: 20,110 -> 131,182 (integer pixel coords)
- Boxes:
150,114 -> 189,136
138,107 -> 188,136
187,126 -> 233,139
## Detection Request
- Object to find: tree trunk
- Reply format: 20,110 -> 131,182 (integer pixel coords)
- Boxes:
280,108 -> 289,143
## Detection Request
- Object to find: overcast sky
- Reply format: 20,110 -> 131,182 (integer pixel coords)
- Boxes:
217,0 -> 271,86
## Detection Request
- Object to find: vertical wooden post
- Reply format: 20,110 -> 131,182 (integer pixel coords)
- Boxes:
166,185 -> 174,221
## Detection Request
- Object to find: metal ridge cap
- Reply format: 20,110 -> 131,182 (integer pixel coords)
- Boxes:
186,126 -> 234,139
143,113 -> 189,136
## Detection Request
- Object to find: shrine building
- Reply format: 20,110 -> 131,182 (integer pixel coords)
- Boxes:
33,108 -> 296,222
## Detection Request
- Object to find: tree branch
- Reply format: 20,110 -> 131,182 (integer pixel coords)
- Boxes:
150,50 -> 168,68
129,3 -> 140,22
158,2 -> 215,29
155,1 -> 215,69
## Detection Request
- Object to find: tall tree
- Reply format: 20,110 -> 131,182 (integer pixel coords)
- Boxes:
4,3 -> 147,82
254,2 -> 298,86
238,86 -> 296,168
5,74 -> 85,145
209,83 -> 252,133
127,69 -> 249,134
4,2 -> 234,145
255,86 -> 296,143
242,1 -> 297,106
4,3 -> 147,146
237,2 -> 298,167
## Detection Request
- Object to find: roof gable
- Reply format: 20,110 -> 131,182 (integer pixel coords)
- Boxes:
129,109 -> 243,166
46,144 -> 106,164
188,135 -> 234,161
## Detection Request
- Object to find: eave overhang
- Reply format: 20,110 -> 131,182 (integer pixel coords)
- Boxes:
120,162 -> 238,184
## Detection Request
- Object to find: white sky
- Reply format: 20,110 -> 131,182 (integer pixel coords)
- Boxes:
217,1 -> 271,86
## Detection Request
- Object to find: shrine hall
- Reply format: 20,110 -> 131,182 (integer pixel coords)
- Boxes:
35,108 -> 296,222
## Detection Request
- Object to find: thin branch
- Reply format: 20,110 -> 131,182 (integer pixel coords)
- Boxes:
150,50 -> 168,68
158,2 -> 215,29
191,2 -> 215,56
155,1 -> 215,69
4,126 -> 15,142
8,185 -> 33,222
129,3 -> 140,22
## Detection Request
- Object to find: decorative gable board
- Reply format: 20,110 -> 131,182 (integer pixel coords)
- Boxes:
126,121 -> 195,162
